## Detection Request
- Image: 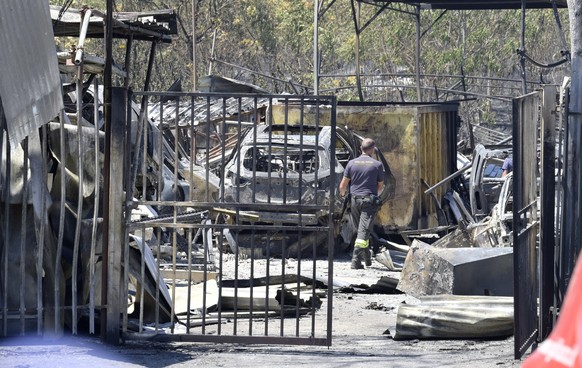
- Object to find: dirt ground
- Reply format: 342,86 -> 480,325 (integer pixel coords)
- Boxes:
0,253 -> 526,368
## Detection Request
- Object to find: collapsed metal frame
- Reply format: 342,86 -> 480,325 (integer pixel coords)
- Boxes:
118,90 -> 337,346
2,1 -> 339,347
0,2 -> 177,342
313,0 -> 569,103
0,79 -> 105,338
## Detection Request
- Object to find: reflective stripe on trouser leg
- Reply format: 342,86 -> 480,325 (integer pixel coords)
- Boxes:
355,239 -> 369,248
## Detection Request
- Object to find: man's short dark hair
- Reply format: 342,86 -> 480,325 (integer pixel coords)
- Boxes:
361,138 -> 375,151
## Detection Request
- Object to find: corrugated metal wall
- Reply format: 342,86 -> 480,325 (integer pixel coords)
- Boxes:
0,0 -> 63,149
417,106 -> 458,229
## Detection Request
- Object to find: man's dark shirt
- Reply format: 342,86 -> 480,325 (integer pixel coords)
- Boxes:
344,154 -> 384,196
502,156 -> 513,174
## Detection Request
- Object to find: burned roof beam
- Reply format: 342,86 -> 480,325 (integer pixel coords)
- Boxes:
362,0 -> 567,9
51,6 -> 176,43
90,9 -> 173,43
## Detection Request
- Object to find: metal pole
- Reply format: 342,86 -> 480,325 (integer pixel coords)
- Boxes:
415,5 -> 422,102
520,0 -> 528,94
103,0 -> 115,343
72,53 -> 85,336
356,1 -> 363,101
74,10 -> 92,65
192,0 -> 197,91
350,0 -> 363,101
539,86 -> 556,340
562,0 -> 582,298
124,36 -> 133,89
313,0 -> 319,95
106,87 -> 126,344
129,41 -> 157,194
209,29 -> 216,75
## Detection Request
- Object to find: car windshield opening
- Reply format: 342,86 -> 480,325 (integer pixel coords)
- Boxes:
243,146 -> 320,174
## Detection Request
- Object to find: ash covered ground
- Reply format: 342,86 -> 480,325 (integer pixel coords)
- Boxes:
1,254 -> 525,368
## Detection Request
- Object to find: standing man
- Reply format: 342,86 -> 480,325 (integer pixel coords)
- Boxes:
502,155 -> 513,177
339,138 -> 384,269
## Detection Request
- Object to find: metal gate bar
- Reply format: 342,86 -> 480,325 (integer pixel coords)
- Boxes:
539,86 -> 557,340
122,92 -> 336,346
558,83 -> 574,306
513,92 -> 541,358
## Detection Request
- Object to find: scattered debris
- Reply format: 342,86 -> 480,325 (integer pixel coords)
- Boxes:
219,275 -> 324,313
365,302 -> 394,312
336,275 -> 402,294
168,278 -> 219,317
393,295 -> 514,340
127,236 -> 173,323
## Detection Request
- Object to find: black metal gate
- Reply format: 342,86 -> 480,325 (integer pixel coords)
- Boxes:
118,91 -> 337,346
512,92 -> 541,358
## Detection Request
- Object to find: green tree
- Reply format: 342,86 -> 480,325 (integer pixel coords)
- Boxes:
49,0 -> 571,111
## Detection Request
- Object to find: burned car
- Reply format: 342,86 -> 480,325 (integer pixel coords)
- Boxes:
217,124 -> 393,257
468,144 -> 512,221
223,124 -> 341,208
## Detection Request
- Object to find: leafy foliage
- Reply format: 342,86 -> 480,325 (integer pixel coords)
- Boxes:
49,1 -> 571,124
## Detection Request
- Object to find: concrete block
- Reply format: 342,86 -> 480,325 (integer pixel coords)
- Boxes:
397,240 -> 513,297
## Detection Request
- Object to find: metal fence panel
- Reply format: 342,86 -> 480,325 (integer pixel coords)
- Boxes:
122,92 -> 336,346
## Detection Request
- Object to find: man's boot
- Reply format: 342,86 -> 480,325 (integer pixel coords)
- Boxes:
351,248 -> 364,269
354,238 -> 371,267
363,247 -> 372,267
